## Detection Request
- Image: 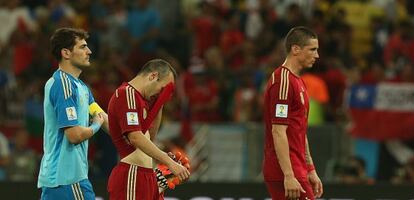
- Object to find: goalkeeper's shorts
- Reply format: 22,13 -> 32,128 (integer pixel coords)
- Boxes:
41,179 -> 95,200
108,162 -> 160,200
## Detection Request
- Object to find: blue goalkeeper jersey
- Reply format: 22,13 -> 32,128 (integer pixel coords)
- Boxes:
38,69 -> 95,188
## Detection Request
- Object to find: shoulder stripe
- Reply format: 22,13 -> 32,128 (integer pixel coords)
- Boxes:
271,72 -> 275,85
279,69 -> 284,100
279,68 -> 290,100
59,72 -> 72,99
130,87 -> 136,109
59,72 -> 67,99
126,86 -> 131,109
63,73 -> 72,97
115,89 -> 119,98
285,69 -> 290,99
126,86 -> 137,109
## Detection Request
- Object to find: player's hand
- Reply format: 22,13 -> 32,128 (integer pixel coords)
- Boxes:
168,151 -> 191,170
308,170 -> 323,198
167,161 -> 190,182
92,113 -> 104,126
284,176 -> 305,200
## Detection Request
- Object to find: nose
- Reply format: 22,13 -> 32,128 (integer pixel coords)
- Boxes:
315,51 -> 319,59
86,47 -> 92,55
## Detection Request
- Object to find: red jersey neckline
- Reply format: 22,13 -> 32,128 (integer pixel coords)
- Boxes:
122,82 -> 146,100
280,66 -> 301,78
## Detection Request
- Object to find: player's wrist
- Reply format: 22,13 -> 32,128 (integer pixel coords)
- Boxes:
284,172 -> 295,179
307,164 -> 315,173
89,121 -> 102,134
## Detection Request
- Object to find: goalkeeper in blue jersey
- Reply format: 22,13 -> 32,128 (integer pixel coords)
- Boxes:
37,27 -> 109,200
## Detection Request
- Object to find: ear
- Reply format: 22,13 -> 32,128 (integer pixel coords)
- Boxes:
61,48 -> 71,59
149,72 -> 159,81
291,45 -> 301,56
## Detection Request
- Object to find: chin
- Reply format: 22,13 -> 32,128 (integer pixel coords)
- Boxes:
78,63 -> 91,69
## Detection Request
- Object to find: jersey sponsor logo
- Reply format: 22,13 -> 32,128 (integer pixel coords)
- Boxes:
66,107 -> 77,120
275,104 -> 288,118
126,112 -> 139,125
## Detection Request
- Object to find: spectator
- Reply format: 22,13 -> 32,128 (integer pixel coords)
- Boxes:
334,156 -> 374,184
190,1 -> 221,57
185,64 -> 220,122
125,0 -> 161,69
391,157 -> 414,184
0,131 -> 10,181
302,71 -> 329,126
7,129 -> 37,181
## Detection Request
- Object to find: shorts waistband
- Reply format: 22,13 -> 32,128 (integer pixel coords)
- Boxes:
119,162 -> 154,173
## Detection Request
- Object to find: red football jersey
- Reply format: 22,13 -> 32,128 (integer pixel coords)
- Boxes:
108,82 -> 149,159
263,66 -> 309,181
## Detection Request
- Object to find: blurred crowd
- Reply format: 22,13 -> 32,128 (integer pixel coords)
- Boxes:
0,0 -> 414,184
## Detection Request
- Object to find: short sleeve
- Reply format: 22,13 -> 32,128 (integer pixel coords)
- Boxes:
116,90 -> 144,135
87,87 -> 95,105
50,79 -> 79,129
269,76 -> 293,125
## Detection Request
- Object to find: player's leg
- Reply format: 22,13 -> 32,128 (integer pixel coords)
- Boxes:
108,163 -> 128,200
134,166 -> 160,200
78,179 -> 95,200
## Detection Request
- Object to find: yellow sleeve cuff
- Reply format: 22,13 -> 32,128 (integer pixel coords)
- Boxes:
89,102 -> 104,116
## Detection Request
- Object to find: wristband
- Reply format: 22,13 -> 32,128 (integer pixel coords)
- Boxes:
307,164 -> 315,172
89,121 -> 101,134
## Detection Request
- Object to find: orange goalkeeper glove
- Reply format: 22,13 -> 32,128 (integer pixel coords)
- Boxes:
155,151 -> 191,192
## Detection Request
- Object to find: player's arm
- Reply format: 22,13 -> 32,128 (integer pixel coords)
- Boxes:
51,78 -> 105,144
306,136 -> 323,198
127,131 -> 190,181
149,106 -> 163,141
272,124 -> 294,177
89,102 -> 109,134
272,124 -> 305,199
65,113 -> 104,144
305,137 -> 314,167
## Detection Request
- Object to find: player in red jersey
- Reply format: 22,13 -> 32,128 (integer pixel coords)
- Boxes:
107,59 -> 190,200
263,27 -> 323,200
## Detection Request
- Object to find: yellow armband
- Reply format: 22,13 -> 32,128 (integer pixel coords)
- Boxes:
89,102 -> 104,116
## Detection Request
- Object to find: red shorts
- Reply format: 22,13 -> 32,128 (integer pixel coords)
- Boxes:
265,179 -> 314,200
108,162 -> 160,200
